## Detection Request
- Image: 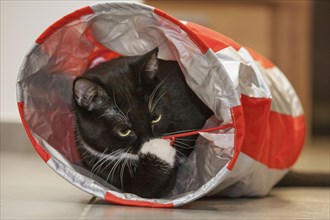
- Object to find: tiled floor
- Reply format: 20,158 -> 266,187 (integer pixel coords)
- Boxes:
1,139 -> 329,219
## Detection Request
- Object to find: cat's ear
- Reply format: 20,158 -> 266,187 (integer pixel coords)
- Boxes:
73,78 -> 109,111
139,48 -> 159,84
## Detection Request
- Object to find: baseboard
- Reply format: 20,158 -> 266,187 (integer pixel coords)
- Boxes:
0,121 -> 33,152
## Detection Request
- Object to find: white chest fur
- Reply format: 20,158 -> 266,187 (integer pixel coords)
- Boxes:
140,139 -> 176,167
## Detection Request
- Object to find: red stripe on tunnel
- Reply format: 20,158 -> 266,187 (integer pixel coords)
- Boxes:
186,22 -> 242,52
105,192 -> 174,208
239,95 -> 305,169
227,105 -> 245,170
35,6 -> 94,44
186,22 -> 275,69
17,102 -> 51,162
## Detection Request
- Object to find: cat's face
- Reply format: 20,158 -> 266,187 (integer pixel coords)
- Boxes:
73,50 -> 172,155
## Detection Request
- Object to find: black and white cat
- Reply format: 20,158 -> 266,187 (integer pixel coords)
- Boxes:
73,48 -> 213,198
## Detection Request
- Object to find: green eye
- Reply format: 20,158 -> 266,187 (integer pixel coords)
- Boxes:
151,114 -> 162,124
118,129 -> 132,137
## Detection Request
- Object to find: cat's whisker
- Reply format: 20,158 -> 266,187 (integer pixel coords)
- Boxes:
94,156 -> 111,174
106,156 -> 122,183
98,159 -> 114,175
105,148 -> 132,183
125,108 -> 132,119
175,138 -> 197,142
173,143 -> 194,150
119,157 -> 128,189
91,148 -> 110,173
148,75 -> 170,111
119,149 -> 130,188
125,147 -> 136,178
162,128 -> 200,136
148,79 -> 164,110
174,140 -> 194,148
150,90 -> 169,113
92,148 -> 123,174
86,152 -> 98,165
96,112 -> 126,122
96,112 -> 110,120
113,92 -> 129,122
79,149 -> 92,161
92,154 -> 113,174
96,148 -> 123,174
127,159 -> 134,178
175,149 -> 188,160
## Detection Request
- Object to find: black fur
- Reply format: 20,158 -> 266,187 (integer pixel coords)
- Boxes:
73,49 -> 213,198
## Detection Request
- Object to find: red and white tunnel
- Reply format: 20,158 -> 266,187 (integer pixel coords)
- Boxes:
17,2 -> 305,207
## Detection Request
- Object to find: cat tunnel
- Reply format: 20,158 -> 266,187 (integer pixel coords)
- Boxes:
17,2 -> 305,207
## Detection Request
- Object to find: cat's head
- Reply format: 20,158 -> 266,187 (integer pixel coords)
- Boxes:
73,49 -> 172,154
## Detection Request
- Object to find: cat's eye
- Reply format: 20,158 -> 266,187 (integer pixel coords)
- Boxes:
118,129 -> 132,137
151,114 -> 162,124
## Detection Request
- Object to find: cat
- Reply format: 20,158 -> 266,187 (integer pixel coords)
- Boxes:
73,48 -> 213,198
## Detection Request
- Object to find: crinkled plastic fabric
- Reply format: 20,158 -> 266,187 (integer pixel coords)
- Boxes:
17,2 -> 305,208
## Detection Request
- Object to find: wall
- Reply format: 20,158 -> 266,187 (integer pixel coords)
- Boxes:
312,1 -> 330,136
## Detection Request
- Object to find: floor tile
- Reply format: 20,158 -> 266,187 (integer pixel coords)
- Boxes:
0,152 -> 91,219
